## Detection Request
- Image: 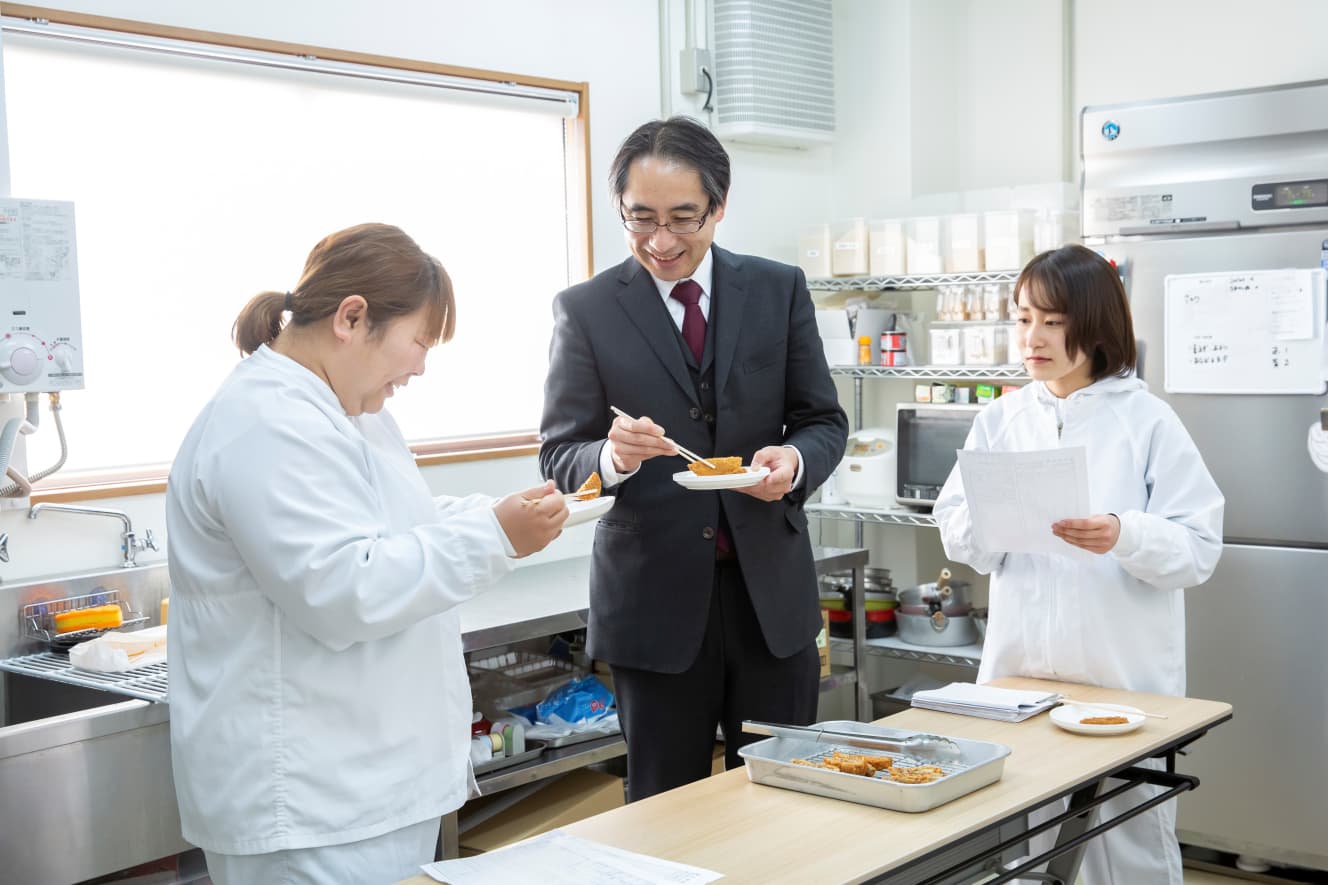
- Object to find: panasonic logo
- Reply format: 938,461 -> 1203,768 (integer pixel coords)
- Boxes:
1253,193 -> 1273,202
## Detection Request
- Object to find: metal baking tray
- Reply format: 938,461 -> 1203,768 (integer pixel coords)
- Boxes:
738,719 -> 1010,813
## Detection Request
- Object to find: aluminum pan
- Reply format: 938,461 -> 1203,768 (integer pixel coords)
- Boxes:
738,719 -> 1010,813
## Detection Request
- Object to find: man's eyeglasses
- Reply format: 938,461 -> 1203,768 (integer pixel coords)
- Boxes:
620,209 -> 711,236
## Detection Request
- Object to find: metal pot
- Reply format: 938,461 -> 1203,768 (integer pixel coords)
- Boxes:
819,568 -> 894,600
896,611 -> 978,647
896,567 -> 971,617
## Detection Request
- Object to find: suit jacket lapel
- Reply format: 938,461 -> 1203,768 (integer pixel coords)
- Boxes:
615,258 -> 700,407
711,246 -> 746,398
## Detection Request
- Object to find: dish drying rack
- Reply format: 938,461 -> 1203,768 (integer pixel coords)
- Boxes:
0,589 -> 169,704
21,589 -> 148,649
468,649 -> 577,711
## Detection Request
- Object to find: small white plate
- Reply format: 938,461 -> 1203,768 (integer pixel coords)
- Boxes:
565,496 -> 614,527
1049,702 -> 1145,736
673,465 -> 771,490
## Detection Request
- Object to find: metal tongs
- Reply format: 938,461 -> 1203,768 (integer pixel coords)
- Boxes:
742,720 -> 964,761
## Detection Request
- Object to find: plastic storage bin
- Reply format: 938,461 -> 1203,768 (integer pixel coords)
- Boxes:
983,209 -> 1035,270
832,218 -> 869,276
907,217 -> 946,275
798,224 -> 832,278
868,219 -> 907,276
962,324 -> 1008,367
1033,209 -> 1081,253
929,325 -> 964,366
946,213 -> 984,272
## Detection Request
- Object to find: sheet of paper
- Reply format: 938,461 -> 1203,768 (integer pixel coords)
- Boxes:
956,447 -> 1092,560
421,830 -> 724,885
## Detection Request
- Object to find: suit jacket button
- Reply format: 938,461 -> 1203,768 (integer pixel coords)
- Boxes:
700,381 -> 711,391
702,527 -> 715,540
689,407 -> 701,419
703,413 -> 715,424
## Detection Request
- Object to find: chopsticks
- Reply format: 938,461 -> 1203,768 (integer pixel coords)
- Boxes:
1058,698 -> 1168,720
609,406 -> 716,470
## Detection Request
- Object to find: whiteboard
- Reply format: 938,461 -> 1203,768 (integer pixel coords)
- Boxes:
1164,268 -> 1327,395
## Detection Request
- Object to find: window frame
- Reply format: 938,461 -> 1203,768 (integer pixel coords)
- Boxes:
0,3 -> 591,501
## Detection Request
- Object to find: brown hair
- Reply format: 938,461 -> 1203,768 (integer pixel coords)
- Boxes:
232,223 -> 456,356
1014,244 -> 1137,381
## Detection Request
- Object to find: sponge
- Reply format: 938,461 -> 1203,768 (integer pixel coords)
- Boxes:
53,603 -> 123,635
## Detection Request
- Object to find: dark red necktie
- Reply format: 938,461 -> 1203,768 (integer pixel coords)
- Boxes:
670,279 -> 733,558
669,279 -> 706,363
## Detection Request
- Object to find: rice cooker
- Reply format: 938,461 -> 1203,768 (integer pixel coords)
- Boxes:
835,428 -> 896,508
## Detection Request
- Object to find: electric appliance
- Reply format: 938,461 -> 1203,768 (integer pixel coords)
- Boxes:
895,403 -> 982,507
835,427 -> 896,508
1082,79 -> 1328,873
0,198 -> 84,394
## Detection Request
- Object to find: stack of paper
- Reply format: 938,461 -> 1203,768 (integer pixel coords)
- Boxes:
910,683 -> 1059,722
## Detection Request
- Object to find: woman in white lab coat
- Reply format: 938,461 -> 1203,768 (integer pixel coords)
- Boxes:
166,224 -> 568,885
934,245 -> 1224,885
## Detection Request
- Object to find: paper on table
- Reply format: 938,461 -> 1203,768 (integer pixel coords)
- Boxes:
910,683 -> 1060,722
956,446 -> 1092,561
421,830 -> 723,885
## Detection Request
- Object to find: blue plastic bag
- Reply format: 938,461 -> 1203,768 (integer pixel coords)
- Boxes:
509,674 -> 615,726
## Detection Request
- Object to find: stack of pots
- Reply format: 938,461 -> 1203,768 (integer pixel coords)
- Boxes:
818,568 -> 897,639
896,567 -> 978,647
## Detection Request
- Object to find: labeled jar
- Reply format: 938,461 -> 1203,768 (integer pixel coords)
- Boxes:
858,335 -> 873,365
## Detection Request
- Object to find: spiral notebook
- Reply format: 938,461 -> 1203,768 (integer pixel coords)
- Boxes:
910,683 -> 1060,722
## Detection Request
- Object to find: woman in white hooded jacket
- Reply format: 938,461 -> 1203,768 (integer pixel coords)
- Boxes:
934,245 -> 1224,885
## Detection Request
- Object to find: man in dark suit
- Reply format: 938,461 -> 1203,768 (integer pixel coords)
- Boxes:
539,116 -> 847,801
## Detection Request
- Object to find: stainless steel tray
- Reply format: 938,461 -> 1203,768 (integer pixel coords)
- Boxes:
472,738 -> 546,775
738,719 -> 1010,813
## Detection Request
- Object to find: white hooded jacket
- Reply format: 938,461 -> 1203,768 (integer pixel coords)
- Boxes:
166,345 -> 515,855
934,374 -> 1223,695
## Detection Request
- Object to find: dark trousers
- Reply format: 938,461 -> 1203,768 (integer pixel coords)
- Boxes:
609,559 -> 820,802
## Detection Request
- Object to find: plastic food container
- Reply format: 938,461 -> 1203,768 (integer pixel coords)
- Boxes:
868,219 -> 906,276
962,324 -> 1008,367
907,217 -> 946,275
831,218 -> 869,277
930,326 -> 964,366
799,224 -> 832,278
983,209 -> 1035,270
946,213 -> 984,272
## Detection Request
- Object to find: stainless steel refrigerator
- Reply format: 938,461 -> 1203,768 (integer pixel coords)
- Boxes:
1081,80 -> 1328,873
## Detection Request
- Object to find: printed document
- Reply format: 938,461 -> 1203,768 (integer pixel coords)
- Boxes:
956,446 -> 1091,560
421,830 -> 723,885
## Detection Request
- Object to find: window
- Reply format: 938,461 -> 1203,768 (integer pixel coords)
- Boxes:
0,11 -> 590,484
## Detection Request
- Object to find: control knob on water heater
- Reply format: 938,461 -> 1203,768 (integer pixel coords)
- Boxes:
0,336 -> 45,386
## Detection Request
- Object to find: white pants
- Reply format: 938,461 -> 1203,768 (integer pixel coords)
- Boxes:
203,817 -> 441,885
1028,759 -> 1183,885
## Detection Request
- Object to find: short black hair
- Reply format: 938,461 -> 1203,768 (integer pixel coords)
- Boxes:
609,116 -> 730,215
1014,244 -> 1138,381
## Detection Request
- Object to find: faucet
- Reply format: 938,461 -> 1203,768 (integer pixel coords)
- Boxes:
28,503 -> 158,568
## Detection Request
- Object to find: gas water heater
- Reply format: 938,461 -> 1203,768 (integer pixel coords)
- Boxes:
0,198 -> 84,394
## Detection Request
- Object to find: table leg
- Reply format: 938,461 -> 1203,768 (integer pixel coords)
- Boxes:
851,561 -> 869,721
437,811 -> 459,861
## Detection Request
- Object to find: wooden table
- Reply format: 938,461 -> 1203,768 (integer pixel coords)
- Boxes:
402,678 -> 1231,885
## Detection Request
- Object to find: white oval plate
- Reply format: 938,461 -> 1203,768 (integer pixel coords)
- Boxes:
672,465 -> 771,490
565,496 -> 614,527
1050,702 -> 1145,736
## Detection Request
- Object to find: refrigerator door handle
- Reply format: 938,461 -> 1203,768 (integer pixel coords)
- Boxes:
1118,220 -> 1242,236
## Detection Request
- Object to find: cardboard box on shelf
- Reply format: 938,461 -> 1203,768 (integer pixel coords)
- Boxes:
459,768 -> 624,854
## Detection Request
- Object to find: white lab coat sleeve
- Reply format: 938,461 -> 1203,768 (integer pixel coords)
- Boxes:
934,420 -> 1006,575
209,417 -> 513,651
1112,412 -> 1224,590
